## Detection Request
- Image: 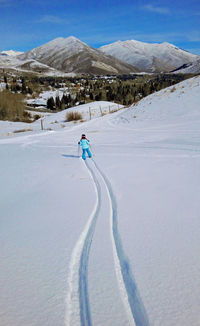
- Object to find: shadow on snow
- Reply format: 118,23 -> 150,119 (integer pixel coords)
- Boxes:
62,154 -> 80,158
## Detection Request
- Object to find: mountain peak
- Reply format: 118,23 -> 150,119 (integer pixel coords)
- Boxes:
47,37 -> 65,44
18,36 -> 138,74
66,36 -> 82,42
161,42 -> 176,48
1,50 -> 24,56
99,39 -> 199,73
41,36 -> 88,50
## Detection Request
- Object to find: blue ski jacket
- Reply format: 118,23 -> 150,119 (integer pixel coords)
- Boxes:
79,139 -> 90,149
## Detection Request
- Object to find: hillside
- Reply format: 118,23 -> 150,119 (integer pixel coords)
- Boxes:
99,40 -> 199,72
114,75 -> 200,123
19,36 -> 139,75
172,58 -> 200,74
0,53 -> 68,76
0,50 -> 24,56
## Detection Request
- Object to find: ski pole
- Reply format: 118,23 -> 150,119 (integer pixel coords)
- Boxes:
77,144 -> 81,157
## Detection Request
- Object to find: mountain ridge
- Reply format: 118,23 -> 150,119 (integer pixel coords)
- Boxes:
99,39 -> 199,72
18,36 -> 139,75
1,36 -> 200,74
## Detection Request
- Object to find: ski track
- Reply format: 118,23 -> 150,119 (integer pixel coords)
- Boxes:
92,158 -> 150,326
65,159 -> 101,326
79,160 -> 101,326
66,156 -> 150,326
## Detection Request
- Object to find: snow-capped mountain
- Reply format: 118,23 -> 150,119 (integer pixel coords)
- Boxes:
19,36 -> 139,75
172,58 -> 200,74
0,54 -> 69,76
1,37 -> 199,75
1,50 -> 24,56
99,40 -> 199,73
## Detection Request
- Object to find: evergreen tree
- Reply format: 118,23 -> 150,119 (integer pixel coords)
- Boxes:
89,92 -> 93,100
47,97 -> 55,110
55,96 -> 61,110
60,97 -> 66,110
28,87 -> 33,95
21,81 -> 27,94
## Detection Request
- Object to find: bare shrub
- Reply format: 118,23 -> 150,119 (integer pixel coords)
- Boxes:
34,114 -> 40,121
13,128 -> 32,133
170,87 -> 176,93
109,109 -> 118,114
66,111 -> 83,122
22,110 -> 32,122
0,90 -> 30,122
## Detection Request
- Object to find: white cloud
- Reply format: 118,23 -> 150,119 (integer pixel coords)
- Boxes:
185,31 -> 200,42
142,4 -> 170,14
37,15 -> 66,24
83,31 -> 200,48
128,31 -> 200,43
186,48 -> 200,55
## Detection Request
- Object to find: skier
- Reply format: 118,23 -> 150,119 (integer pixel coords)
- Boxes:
78,134 -> 92,160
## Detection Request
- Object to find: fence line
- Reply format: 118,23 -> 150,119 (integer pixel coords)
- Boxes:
87,104 -> 123,120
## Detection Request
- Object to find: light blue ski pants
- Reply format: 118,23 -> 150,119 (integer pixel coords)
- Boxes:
82,148 -> 92,160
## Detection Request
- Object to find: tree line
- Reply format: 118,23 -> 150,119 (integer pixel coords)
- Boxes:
46,74 -> 189,110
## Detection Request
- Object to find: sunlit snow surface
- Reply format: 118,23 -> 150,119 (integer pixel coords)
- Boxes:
0,77 -> 200,326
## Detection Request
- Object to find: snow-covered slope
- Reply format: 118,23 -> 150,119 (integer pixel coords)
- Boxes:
113,75 -> 200,124
0,54 -> 69,76
0,77 -> 200,326
19,37 -> 86,61
172,58 -> 200,74
1,50 -> 24,56
99,40 -> 199,72
0,101 -> 123,136
19,36 -> 139,74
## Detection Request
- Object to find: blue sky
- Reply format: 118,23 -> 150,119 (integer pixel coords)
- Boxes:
0,0 -> 200,54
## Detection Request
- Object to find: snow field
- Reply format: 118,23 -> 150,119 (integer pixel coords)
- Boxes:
0,101 -> 124,137
0,134 -> 97,326
0,76 -> 200,326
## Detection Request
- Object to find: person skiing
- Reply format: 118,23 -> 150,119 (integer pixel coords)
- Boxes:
78,134 -> 92,160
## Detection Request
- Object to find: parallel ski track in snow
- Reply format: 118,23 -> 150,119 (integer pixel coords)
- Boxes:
78,160 -> 101,326
92,158 -> 150,326
66,157 -> 149,326
65,160 -> 101,326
